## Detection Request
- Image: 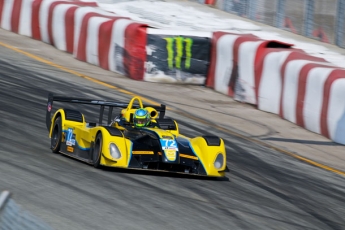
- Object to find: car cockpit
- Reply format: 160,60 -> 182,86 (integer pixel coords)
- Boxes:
110,96 -> 159,130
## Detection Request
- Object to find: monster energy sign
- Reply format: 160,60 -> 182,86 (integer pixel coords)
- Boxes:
145,34 -> 210,83
164,37 -> 193,70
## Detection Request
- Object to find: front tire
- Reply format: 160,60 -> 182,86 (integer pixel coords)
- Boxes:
93,133 -> 103,168
51,117 -> 62,153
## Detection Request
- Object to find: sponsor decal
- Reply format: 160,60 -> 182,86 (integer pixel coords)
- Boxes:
47,102 -> 52,112
160,139 -> 178,150
160,139 -> 178,161
164,36 -> 193,70
67,146 -> 74,152
66,128 -> 76,146
165,149 -> 177,161
145,34 -> 210,82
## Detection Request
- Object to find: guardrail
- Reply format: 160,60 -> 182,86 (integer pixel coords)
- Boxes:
0,191 -> 53,230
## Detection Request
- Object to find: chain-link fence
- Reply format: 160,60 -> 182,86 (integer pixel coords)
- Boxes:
0,191 -> 53,230
197,0 -> 345,48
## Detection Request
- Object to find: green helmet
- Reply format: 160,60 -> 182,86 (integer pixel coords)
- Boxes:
133,108 -> 150,128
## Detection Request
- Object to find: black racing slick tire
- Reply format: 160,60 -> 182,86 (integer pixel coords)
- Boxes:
51,117 -> 62,153
92,133 -> 103,168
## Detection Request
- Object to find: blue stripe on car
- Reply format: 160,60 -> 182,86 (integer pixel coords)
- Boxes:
62,130 -> 90,151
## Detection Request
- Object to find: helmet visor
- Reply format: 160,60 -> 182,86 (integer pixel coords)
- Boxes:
136,118 -> 146,124
134,117 -> 149,126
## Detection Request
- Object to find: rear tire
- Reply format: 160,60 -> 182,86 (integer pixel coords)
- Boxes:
93,133 -> 102,168
51,117 -> 62,153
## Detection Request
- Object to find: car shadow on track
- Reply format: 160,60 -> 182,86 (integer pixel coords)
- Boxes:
58,153 -> 230,181
100,166 -> 230,182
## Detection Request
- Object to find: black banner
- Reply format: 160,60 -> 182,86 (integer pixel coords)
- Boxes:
145,34 -> 210,84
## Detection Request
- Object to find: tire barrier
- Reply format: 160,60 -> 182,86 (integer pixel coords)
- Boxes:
1,0 -> 345,144
71,6 -> 147,80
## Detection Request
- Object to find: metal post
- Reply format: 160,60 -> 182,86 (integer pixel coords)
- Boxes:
248,0 -> 257,20
243,0 -> 250,17
227,0 -> 234,14
336,0 -> 345,47
0,191 -> 11,213
276,0 -> 285,28
107,107 -> 113,125
99,105 -> 104,125
304,0 -> 315,37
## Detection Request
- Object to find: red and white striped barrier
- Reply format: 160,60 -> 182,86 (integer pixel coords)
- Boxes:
39,0 -> 97,45
0,0 -> 148,80
256,49 -> 323,114
206,31 -> 345,144
207,32 -> 257,98
206,32 -> 291,104
326,69 -> 345,143
0,0 -> 97,39
46,3 -> 98,52
0,0 -> 36,35
40,1 -> 147,80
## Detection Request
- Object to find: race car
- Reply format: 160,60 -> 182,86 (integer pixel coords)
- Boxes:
45,93 -> 228,177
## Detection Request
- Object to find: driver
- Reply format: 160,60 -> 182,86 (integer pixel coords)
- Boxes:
133,108 -> 151,128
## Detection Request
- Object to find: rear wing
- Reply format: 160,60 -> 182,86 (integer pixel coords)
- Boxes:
46,93 -> 166,131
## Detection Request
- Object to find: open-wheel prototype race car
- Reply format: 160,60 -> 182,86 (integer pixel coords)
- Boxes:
46,93 -> 229,177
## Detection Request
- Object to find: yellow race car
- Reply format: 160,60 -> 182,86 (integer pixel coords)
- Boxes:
45,93 -> 228,177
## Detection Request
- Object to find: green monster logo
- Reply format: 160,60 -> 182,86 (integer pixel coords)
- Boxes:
164,37 -> 193,70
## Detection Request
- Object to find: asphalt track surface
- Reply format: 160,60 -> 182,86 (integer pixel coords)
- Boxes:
1,44 -> 345,230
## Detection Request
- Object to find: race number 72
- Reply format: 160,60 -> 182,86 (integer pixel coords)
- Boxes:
161,139 -> 178,150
